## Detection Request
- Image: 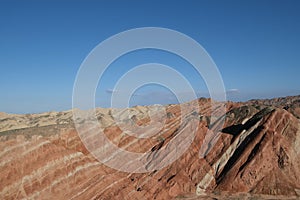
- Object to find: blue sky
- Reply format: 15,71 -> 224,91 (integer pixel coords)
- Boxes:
1,0 -> 300,113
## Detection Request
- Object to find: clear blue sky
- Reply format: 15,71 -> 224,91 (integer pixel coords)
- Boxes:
1,0 -> 300,113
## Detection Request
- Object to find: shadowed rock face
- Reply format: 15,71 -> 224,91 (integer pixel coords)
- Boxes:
0,96 -> 300,199
246,95 -> 300,119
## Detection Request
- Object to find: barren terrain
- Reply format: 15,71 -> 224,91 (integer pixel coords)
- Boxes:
1,96 -> 300,199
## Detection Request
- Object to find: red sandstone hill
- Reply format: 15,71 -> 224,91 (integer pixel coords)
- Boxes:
0,96 -> 299,199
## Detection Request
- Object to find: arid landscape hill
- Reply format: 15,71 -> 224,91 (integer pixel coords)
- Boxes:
0,96 -> 300,199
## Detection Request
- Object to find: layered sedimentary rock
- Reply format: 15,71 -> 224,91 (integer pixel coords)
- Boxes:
0,96 -> 299,199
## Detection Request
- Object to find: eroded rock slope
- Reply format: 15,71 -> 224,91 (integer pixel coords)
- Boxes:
0,97 -> 299,199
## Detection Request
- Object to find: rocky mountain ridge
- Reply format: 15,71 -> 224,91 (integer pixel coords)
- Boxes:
0,96 -> 299,199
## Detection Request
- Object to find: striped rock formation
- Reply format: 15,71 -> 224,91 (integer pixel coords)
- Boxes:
0,96 -> 300,199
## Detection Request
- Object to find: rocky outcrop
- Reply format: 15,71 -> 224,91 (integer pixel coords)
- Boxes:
0,97 -> 299,199
246,95 -> 300,119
